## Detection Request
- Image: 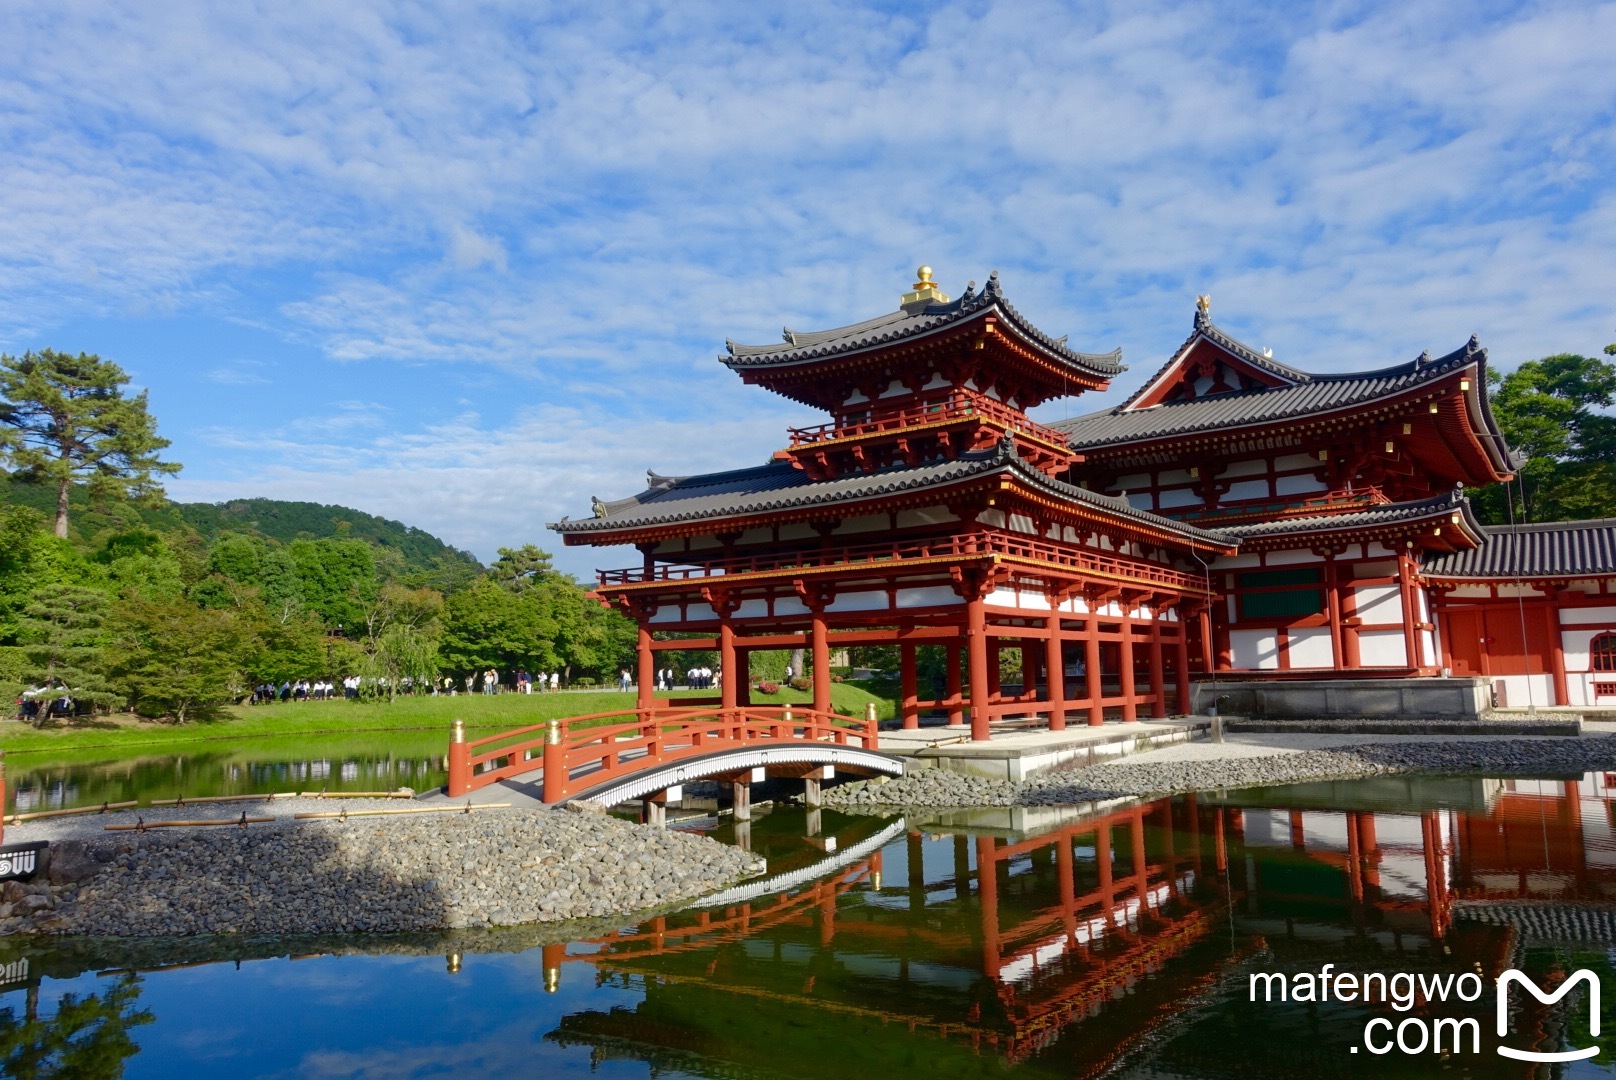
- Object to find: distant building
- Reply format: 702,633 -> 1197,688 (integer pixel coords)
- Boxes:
552,270 -> 1616,731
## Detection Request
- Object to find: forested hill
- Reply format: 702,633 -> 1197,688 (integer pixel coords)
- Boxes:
0,477 -> 482,581
175,498 -> 480,573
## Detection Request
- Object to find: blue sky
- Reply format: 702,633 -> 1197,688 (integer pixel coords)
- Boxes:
2,1 -> 1613,578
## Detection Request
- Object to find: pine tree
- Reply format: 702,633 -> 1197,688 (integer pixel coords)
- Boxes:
17,584 -> 122,718
0,349 -> 180,539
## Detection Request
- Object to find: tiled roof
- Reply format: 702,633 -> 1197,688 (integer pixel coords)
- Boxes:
1220,489 -> 1481,542
1120,308 -> 1310,410
722,271 -> 1123,381
1057,334 -> 1512,471
551,438 -> 1235,548
1422,518 -> 1616,579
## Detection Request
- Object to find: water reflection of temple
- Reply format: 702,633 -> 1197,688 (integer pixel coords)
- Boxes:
545,778 -> 1616,1077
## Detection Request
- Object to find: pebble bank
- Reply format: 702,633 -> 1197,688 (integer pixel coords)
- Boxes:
822,736 -> 1616,809
2,808 -> 763,938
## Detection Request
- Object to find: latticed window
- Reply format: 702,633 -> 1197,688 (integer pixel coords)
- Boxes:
1235,567 -> 1326,620
1592,633 -> 1616,672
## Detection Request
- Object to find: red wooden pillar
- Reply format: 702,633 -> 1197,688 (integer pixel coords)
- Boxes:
1324,557 -> 1346,669
1045,614 -> 1066,731
1398,552 -> 1420,670
1346,810 -> 1364,903
1119,610 -> 1138,722
967,596 -> 991,741
1056,834 -> 1077,944
1213,809 -> 1227,874
1084,615 -> 1103,726
1289,811 -> 1306,849
1130,811 -> 1148,903
1097,824 -> 1114,910
946,643 -> 964,726
1174,621 -> 1190,716
1198,605 -> 1215,673
1148,607 -> 1167,719
900,642 -> 919,730
810,612 -> 831,715
976,836 -> 1000,976
636,625 -> 655,714
1547,598 -> 1569,706
720,619 -> 738,720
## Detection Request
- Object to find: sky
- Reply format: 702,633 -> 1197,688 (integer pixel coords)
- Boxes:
2,1 -> 1613,579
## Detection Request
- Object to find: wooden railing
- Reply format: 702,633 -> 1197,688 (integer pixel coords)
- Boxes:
600,530 -> 1213,594
447,705 -> 879,803
786,390 -> 1072,449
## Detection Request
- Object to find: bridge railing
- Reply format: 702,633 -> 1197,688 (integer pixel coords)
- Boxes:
446,704 -> 879,802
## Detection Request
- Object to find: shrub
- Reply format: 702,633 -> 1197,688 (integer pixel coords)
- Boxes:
574,677 -> 596,688
831,674 -> 844,683
789,676 -> 810,691
758,681 -> 780,695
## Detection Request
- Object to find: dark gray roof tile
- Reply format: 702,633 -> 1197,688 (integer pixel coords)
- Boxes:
1221,489 -> 1480,543
1422,518 -> 1616,579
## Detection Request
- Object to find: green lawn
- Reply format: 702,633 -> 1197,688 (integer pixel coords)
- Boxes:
0,683 -> 895,759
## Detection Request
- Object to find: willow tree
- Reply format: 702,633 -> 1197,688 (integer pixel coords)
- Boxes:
0,349 -> 180,539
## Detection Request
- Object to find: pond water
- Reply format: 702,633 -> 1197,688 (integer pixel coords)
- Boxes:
3,772 -> 1615,1077
4,731 -> 450,812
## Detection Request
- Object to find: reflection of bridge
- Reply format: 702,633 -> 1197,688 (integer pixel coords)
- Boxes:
544,798 -> 1255,1075
445,705 -> 903,812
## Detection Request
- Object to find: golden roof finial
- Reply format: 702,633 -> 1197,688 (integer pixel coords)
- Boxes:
901,264 -> 949,311
1196,294 -> 1211,315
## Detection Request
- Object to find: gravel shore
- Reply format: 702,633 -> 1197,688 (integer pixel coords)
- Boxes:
823,735 -> 1616,809
1,805 -> 763,938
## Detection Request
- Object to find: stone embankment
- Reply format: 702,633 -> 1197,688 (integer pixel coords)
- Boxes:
2,807 -> 763,937
824,737 -> 1616,809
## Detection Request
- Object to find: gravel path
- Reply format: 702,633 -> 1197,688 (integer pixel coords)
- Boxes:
824,734 -> 1616,809
1,802 -> 764,938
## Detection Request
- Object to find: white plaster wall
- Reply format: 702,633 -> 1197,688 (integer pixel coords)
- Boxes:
1115,473 -> 1151,490
1231,629 -> 1280,669
1354,585 -> 1404,625
1563,605 -> 1616,626
1275,473 -> 1327,495
772,597 -> 810,617
836,514 -> 890,535
1158,487 -> 1200,508
895,587 -> 959,610
1225,479 -> 1269,501
1420,629 -> 1437,667
1274,453 -> 1317,472
1300,813 -> 1350,851
734,600 -> 769,619
1287,627 -> 1334,668
1007,513 -> 1037,534
976,509 -> 1006,528
896,507 -> 957,528
1446,584 -> 1491,598
1238,809 -> 1292,847
1211,553 -> 1263,569
1158,468 -> 1196,486
1265,549 -> 1321,567
1366,543 -> 1395,557
1358,629 -> 1408,666
1495,583 -> 1545,598
823,590 -> 889,613
1219,459 -> 1267,478
650,602 -> 716,624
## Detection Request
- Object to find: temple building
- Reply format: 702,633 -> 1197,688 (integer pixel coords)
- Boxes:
553,269 -> 1616,729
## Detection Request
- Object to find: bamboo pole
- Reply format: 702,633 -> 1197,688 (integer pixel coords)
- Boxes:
294,803 -> 510,820
104,816 -> 275,831
295,791 -> 414,800
146,793 -> 300,807
8,800 -> 139,823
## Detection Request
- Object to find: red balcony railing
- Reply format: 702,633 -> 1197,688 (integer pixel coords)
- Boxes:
786,391 -> 1072,450
599,530 -> 1214,594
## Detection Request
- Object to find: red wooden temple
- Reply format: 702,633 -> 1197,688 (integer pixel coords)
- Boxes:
554,269 -> 1616,731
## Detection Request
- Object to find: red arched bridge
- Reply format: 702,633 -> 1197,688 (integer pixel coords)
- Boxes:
446,705 -> 905,809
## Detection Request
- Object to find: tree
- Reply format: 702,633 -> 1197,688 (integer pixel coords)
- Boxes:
489,544 -> 555,593
16,584 -> 121,715
1473,353 -> 1616,523
108,594 -> 256,722
0,349 -> 180,539
287,537 -> 378,629
0,973 -> 153,1080
439,578 -> 558,675
359,584 -> 443,698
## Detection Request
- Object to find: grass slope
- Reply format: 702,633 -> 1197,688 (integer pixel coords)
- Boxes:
0,683 -> 894,758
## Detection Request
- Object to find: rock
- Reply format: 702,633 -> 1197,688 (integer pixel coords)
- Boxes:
47,840 -> 108,886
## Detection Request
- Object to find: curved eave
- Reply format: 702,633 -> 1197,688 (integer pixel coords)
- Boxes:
1230,496 -> 1485,554
551,455 -> 1235,556
724,301 -> 1122,384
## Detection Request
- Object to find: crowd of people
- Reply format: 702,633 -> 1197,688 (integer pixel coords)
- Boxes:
243,668 -> 581,703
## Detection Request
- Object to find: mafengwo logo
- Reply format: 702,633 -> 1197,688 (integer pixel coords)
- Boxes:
1250,964 -> 1601,1060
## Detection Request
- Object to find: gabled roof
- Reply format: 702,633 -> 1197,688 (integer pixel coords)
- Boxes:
1422,518 -> 1616,580
551,438 -> 1235,550
1056,333 -> 1516,476
1122,306 -> 1311,410
1219,489 -> 1484,548
722,271 -> 1123,382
